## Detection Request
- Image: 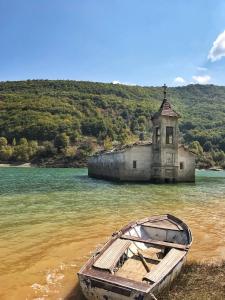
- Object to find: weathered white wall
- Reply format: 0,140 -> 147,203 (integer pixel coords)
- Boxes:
120,145 -> 152,181
88,145 -> 152,181
88,144 -> 195,183
178,147 -> 195,182
88,151 -> 124,180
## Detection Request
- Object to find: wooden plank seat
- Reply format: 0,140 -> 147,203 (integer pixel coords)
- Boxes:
121,234 -> 189,250
143,248 -> 186,283
93,239 -> 131,273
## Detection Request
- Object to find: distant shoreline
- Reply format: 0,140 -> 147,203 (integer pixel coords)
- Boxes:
0,162 -> 86,168
0,163 -> 32,168
0,162 -> 224,171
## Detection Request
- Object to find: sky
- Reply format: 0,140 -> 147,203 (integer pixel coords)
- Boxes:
1,0 -> 225,86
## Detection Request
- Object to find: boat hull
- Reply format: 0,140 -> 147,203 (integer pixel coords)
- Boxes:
79,255 -> 186,300
151,254 -> 186,295
78,214 -> 191,300
79,273 -> 146,300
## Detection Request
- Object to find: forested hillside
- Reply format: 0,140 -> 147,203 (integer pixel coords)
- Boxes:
0,80 -> 225,168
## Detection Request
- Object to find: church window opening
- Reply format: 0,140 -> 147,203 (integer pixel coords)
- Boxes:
156,127 -> 160,143
180,162 -> 184,170
166,127 -> 174,144
133,160 -> 137,169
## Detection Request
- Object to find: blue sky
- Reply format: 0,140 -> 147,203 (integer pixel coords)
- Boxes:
1,0 -> 225,86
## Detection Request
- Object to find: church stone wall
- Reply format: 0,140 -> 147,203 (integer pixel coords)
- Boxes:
120,145 -> 152,181
88,145 -> 152,182
178,147 -> 195,182
88,151 -> 124,181
88,144 -> 195,183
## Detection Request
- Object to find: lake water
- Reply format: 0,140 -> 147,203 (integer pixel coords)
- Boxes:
0,168 -> 225,300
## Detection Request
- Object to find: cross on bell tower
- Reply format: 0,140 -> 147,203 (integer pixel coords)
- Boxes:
163,83 -> 167,100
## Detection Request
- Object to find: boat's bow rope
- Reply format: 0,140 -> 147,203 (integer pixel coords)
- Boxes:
150,292 -> 158,300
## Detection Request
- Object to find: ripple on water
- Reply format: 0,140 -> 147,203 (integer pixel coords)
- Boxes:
0,168 -> 225,299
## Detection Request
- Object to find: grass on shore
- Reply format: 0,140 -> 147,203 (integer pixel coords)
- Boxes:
159,261 -> 225,300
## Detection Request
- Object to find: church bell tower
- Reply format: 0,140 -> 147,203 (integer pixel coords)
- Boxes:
151,84 -> 180,183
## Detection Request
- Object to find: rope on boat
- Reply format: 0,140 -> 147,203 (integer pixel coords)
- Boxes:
150,292 -> 158,300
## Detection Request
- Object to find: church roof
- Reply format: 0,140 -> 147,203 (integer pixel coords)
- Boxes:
92,141 -> 152,156
179,144 -> 196,156
152,84 -> 180,119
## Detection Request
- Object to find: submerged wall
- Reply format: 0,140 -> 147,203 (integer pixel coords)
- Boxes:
178,147 -> 195,182
119,145 -> 152,181
88,144 -> 152,182
88,144 -> 195,183
88,151 -> 124,181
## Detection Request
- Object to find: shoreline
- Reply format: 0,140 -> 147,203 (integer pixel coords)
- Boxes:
0,162 -> 224,171
0,163 -> 32,168
0,161 -> 87,168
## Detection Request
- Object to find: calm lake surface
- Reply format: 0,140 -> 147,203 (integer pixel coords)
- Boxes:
0,168 -> 225,300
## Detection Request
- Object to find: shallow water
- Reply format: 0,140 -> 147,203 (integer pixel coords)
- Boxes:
0,168 -> 225,300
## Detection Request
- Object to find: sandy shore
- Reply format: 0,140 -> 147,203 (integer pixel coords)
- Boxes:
0,163 -> 32,167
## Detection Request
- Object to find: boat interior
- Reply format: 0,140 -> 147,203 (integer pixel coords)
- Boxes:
93,216 -> 190,285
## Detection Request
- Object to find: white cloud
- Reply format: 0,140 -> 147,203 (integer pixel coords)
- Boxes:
174,76 -> 186,84
192,75 -> 211,84
208,30 -> 225,62
197,67 -> 208,71
112,80 -> 136,86
112,80 -> 121,84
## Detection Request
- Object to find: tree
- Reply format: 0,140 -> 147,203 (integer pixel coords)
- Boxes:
19,138 -> 28,146
69,131 -> 80,143
0,146 -> 13,161
13,144 -> 29,161
139,132 -> 145,141
117,131 -> 129,145
81,118 -> 107,138
38,141 -> 57,158
79,140 -> 95,155
54,133 -> 70,149
28,140 -> 38,157
104,137 -> 113,150
75,140 -> 95,160
219,139 -> 225,152
189,141 -> 203,156
212,150 -> 225,163
203,141 -> 213,152
0,137 -> 7,148
64,146 -> 77,158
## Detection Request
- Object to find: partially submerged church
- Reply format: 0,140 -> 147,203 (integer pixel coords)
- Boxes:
88,85 -> 195,183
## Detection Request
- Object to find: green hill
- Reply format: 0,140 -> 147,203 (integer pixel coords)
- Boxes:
0,80 -> 225,167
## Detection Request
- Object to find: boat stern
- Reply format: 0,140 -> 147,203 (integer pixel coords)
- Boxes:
78,270 -> 151,300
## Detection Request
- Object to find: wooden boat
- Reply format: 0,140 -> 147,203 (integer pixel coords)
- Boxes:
78,214 -> 192,300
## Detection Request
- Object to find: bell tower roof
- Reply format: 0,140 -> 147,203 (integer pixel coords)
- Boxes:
152,84 -> 180,119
